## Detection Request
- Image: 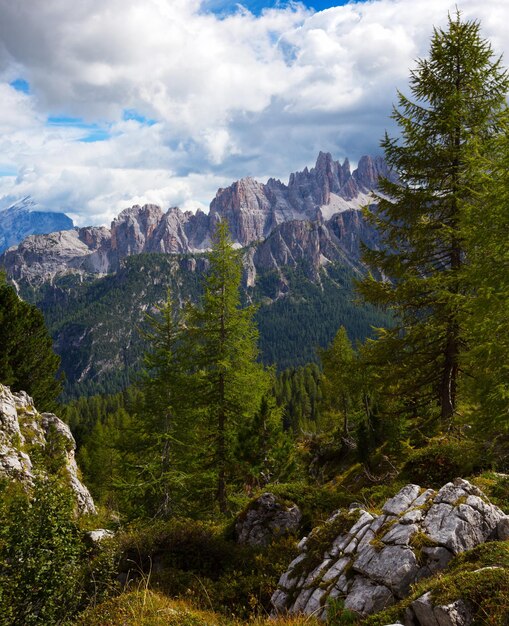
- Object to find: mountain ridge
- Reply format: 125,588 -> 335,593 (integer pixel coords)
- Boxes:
0,153 -> 392,286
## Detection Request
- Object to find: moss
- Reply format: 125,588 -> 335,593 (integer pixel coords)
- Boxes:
472,472 -> 509,512
454,495 -> 468,506
402,438 -> 482,487
409,531 -> 438,565
293,510 -> 361,578
370,518 -> 397,549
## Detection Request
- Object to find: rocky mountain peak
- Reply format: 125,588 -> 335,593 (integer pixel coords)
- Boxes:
0,152 -> 395,284
111,203 -> 164,256
353,154 -> 396,192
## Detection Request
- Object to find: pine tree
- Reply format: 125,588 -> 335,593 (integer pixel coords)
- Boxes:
319,326 -> 358,436
188,221 -> 270,514
358,12 -> 508,426
0,272 -> 62,410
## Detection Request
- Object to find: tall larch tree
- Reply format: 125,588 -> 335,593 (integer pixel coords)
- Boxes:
319,326 -> 357,437
188,220 -> 270,514
358,12 -> 509,427
124,291 -> 190,517
463,130 -> 509,434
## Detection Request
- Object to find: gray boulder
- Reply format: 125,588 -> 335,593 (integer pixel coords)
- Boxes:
235,492 -> 302,547
271,479 -> 508,621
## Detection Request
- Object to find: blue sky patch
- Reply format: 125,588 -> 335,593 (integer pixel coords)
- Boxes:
78,129 -> 112,143
47,116 -> 111,142
10,78 -> 30,94
0,166 -> 18,177
202,0 -> 366,17
122,109 -> 156,126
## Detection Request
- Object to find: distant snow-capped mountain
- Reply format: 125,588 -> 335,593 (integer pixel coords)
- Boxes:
0,197 -> 74,254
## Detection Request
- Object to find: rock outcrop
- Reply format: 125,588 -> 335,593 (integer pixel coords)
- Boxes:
0,197 -> 73,253
0,384 -> 95,515
235,493 -> 302,547
271,479 -> 509,621
0,153 -> 391,286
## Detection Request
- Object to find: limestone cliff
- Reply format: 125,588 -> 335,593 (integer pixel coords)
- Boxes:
0,384 -> 95,515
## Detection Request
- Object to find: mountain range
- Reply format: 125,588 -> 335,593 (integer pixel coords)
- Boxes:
0,153 -> 394,397
1,153 -> 394,286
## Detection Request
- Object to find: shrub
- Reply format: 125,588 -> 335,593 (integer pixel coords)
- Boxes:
113,518 -> 298,619
0,475 -> 85,625
401,438 -> 482,487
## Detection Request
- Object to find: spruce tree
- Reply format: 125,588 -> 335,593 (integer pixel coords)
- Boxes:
0,273 -> 62,410
188,221 -> 270,514
358,13 -> 508,426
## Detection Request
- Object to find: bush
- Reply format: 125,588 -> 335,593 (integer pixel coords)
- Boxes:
401,438 -> 482,487
113,518 -> 298,619
0,475 -> 85,625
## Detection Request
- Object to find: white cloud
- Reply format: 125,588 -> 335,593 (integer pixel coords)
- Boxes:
0,0 -> 508,225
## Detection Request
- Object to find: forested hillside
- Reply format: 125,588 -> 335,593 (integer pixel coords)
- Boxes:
18,252 -> 389,398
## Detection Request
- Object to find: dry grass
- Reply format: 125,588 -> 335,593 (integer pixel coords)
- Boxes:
75,589 -> 321,626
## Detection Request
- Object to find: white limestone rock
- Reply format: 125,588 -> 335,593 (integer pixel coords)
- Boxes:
271,479 -> 506,621
0,384 -> 95,515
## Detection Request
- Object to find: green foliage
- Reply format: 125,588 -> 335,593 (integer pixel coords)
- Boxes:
402,438 -> 482,487
255,262 -> 391,371
0,273 -> 62,410
326,598 -> 361,625
121,290 -> 192,518
18,251 -> 390,399
0,476 -> 85,625
471,472 -> 509,512
319,326 -> 358,435
113,518 -> 299,619
462,130 -> 509,439
274,363 -> 322,432
76,591 -> 224,626
235,395 -> 297,492
358,13 -> 509,426
76,590 -> 320,626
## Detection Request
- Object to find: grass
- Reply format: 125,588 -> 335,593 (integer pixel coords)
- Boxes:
75,589 -> 322,626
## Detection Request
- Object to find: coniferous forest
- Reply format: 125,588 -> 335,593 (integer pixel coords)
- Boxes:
1,12 -> 509,626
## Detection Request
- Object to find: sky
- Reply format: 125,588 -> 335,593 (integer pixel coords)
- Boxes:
0,0 -> 508,226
